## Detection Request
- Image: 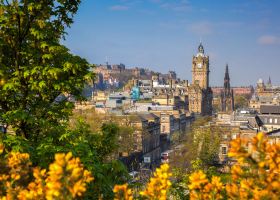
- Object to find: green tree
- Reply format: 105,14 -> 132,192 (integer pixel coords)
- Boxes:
0,2 -> 131,198
234,95 -> 249,109
0,0 -> 93,139
1,119 -> 129,199
169,117 -> 221,187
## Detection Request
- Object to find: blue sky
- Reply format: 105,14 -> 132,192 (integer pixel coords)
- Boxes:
64,0 -> 280,86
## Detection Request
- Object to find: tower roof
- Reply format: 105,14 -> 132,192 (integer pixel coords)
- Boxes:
225,64 -> 229,80
198,42 -> 204,54
267,76 -> 272,85
224,64 -> 231,96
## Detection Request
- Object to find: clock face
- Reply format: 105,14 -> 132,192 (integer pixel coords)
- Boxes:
197,63 -> 202,68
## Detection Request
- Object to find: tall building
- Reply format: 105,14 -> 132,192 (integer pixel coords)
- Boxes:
188,43 -> 213,115
221,64 -> 234,112
191,43 -> 209,89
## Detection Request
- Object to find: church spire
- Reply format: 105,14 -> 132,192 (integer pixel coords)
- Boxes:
268,76 -> 272,85
224,64 -> 231,96
221,64 -> 234,112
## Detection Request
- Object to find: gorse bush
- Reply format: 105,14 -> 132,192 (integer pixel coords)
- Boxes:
1,133 -> 279,200
0,147 -> 93,200
187,132 -> 280,200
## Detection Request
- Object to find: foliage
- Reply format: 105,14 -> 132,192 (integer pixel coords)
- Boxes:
188,171 -> 223,200
0,1 -> 128,199
139,164 -> 172,200
71,110 -> 136,156
114,164 -> 172,200
1,120 -> 129,199
0,0 -> 93,138
225,133 -> 280,199
234,95 -> 249,109
193,126 -> 221,167
1,133 -> 279,199
113,184 -> 133,200
170,117 -> 220,170
188,132 -> 280,200
0,146 -> 93,200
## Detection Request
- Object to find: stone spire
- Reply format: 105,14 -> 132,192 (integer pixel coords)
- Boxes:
224,64 -> 231,97
267,76 -> 272,85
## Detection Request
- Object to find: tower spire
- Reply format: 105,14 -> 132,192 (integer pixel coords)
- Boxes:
198,42 -> 204,54
268,76 -> 272,85
224,64 -> 230,96
221,64 -> 234,112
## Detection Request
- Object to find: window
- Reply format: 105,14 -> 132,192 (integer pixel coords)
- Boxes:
223,134 -> 228,139
222,147 -> 227,155
270,118 -> 273,123
232,133 -> 237,140
264,118 -> 268,123
275,118 -> 278,123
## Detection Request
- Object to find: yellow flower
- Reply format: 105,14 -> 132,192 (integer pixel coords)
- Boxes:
210,176 -> 223,191
188,170 -> 208,190
45,152 -> 93,199
0,144 -> 4,154
140,164 -> 172,200
113,183 -> 133,200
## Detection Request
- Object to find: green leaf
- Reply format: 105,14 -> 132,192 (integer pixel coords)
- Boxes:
39,81 -> 46,88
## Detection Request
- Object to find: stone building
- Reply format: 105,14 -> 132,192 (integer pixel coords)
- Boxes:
249,78 -> 280,111
220,64 -> 234,112
129,113 -> 161,168
212,86 -> 254,97
124,43 -> 213,116
188,43 -> 213,115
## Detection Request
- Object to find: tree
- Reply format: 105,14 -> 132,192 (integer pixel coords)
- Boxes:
0,2 -> 131,198
234,95 -> 249,109
0,0 -> 93,139
170,117 -> 220,169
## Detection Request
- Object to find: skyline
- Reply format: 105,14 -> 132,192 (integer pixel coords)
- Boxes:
63,0 -> 280,86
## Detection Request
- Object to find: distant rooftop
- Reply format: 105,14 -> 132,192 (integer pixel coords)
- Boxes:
260,105 -> 280,115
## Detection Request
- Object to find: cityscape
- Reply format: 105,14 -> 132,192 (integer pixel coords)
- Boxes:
0,1 -> 280,200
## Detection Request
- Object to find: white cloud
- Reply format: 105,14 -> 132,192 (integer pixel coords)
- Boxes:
188,21 -> 243,36
109,5 -> 129,11
158,0 -> 191,12
257,35 -> 280,45
189,22 -> 213,35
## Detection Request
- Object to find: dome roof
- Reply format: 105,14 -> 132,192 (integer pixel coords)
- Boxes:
257,78 -> 264,84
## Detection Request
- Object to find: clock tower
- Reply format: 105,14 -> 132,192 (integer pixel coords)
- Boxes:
188,42 -> 212,116
192,43 -> 209,89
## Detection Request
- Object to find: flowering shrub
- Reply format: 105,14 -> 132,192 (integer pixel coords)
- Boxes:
226,133 -> 280,200
188,170 -> 223,200
113,164 -> 172,200
0,145 -> 93,200
113,183 -> 133,200
1,132 -> 279,200
188,132 -> 280,200
140,164 -> 172,200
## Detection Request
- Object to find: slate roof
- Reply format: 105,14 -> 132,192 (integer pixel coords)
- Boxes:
260,105 -> 280,115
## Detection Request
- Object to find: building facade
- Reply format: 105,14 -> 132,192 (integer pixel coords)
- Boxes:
188,43 -> 213,115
